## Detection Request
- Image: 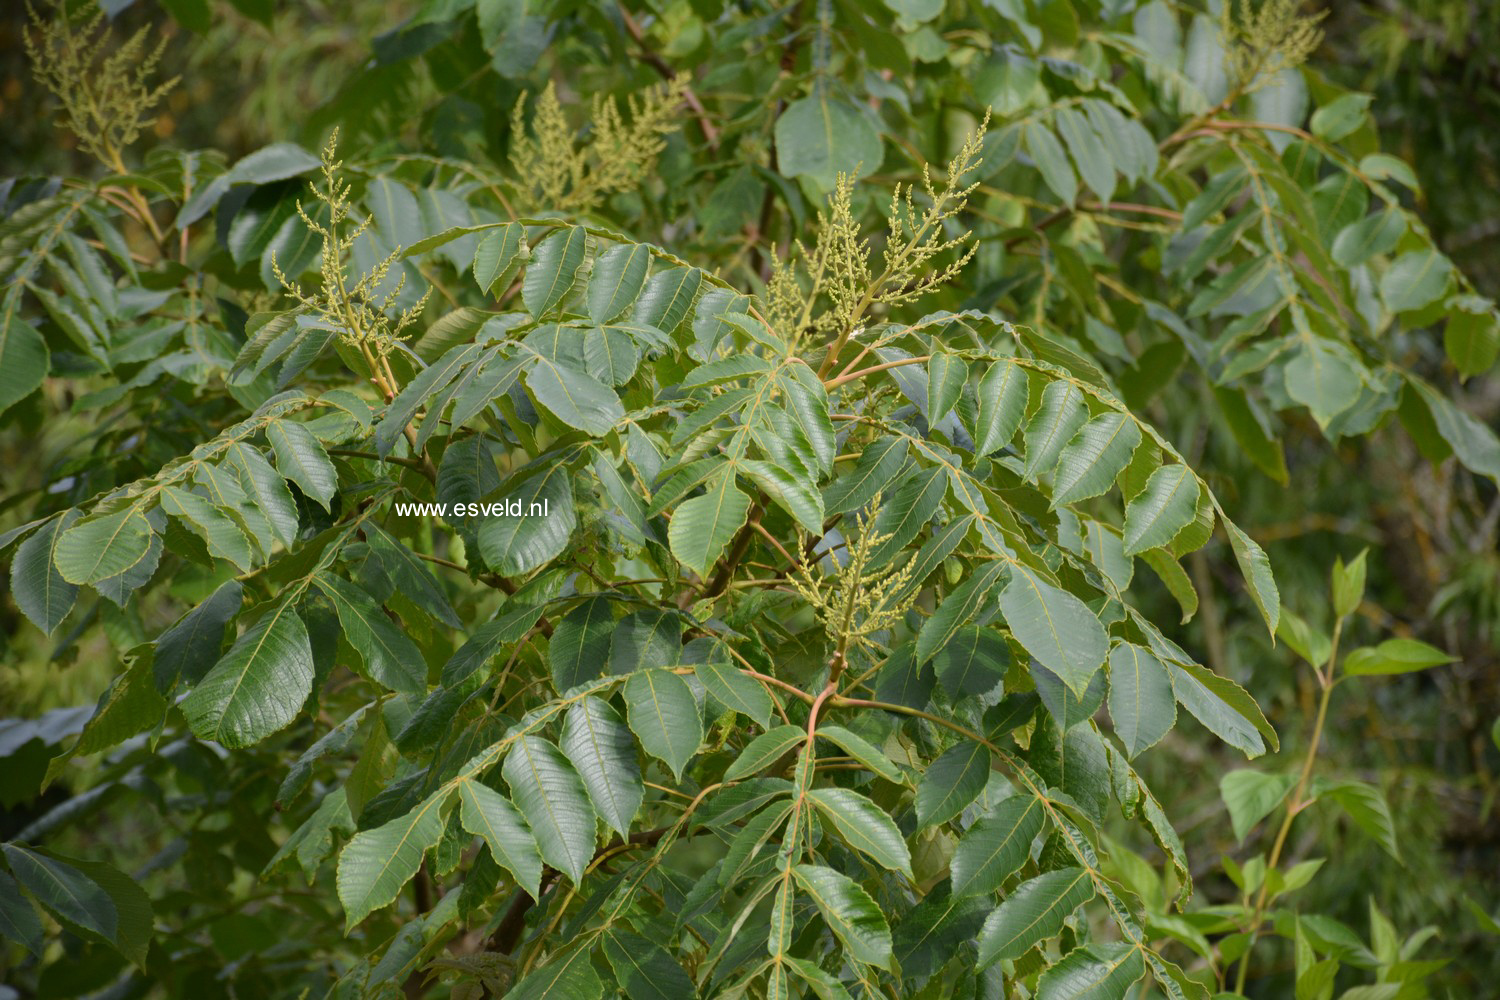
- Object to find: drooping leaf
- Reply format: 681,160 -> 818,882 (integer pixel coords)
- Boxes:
10,511 -> 80,634
723,725 -> 805,781
522,226 -> 588,317
314,573 -> 427,693
503,735 -> 597,885
792,863 -> 894,969
1106,643 -> 1176,758
808,787 -> 913,878
457,779 -> 543,899
336,788 -> 453,927
179,600 -> 315,748
623,669 -> 703,780
950,795 -> 1046,899
1122,464 -> 1199,555
916,740 -> 991,828
977,867 -> 1094,966
999,565 -> 1109,695
560,696 -> 643,837
267,419 -> 337,510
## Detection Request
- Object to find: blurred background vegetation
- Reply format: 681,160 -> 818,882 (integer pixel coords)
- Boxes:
2,0 -> 1497,994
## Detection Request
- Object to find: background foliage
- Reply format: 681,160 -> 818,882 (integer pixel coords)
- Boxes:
2,1 -> 1498,998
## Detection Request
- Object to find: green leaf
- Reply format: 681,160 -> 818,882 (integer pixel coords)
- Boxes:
0,306 -> 49,416
1381,249 -> 1453,314
1310,92 -> 1371,141
916,561 -> 1008,667
54,505 -> 153,586
154,580 -> 242,689
560,696 -> 643,837
1168,659 -> 1275,758
741,459 -> 824,534
1285,338 -> 1364,427
457,779 -> 543,899
160,487 -> 255,572
999,565 -> 1109,695
1410,377 -> 1500,483
582,325 -> 640,386
1318,779 -> 1399,859
503,735 -> 597,885
0,870 -> 43,956
697,660 -> 775,728
314,574 -> 426,693
926,351 -> 968,423
226,443 -> 300,546
816,725 -> 903,783
603,929 -> 696,1000
4,848 -> 151,967
1220,768 -> 1296,842
473,222 -> 525,294
1224,519 -> 1280,636
1445,299 -> 1500,378
11,511 -> 79,634
1331,209 -> 1404,268
1022,380 -> 1088,481
3,845 -> 114,953
723,725 -> 805,781
951,795 -> 1046,899
525,359 -> 623,436
1024,123 -> 1078,206
378,342 -> 484,455
792,863 -> 894,969
775,92 -> 883,191
868,465 -> 947,564
227,142 -> 320,185
608,610 -> 682,675
1054,107 -> 1115,203
508,944 -> 604,1000
916,739 -> 990,827
667,468 -> 750,578
633,266 -> 702,333
623,669 -> 703,780
1050,412 -> 1142,507
267,420 -> 337,510
179,600 -> 315,748
977,867 -> 1094,966
931,624 -> 1011,699
477,463 -> 577,576
824,438 -> 909,517
337,788 -> 453,928
1343,638 -> 1453,676
550,596 -> 615,690
1122,464 -> 1199,555
1107,643 -> 1176,758
522,226 -> 588,317
1036,942 -> 1146,999
588,243 -> 651,324
973,361 -> 1029,456
1326,552 -> 1365,626
808,787 -> 913,878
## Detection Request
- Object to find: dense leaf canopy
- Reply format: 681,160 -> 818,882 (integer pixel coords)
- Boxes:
1,1 -> 1497,998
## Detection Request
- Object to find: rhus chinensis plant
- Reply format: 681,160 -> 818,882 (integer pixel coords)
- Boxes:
0,0 -> 1492,998
2,101 -> 1284,1000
